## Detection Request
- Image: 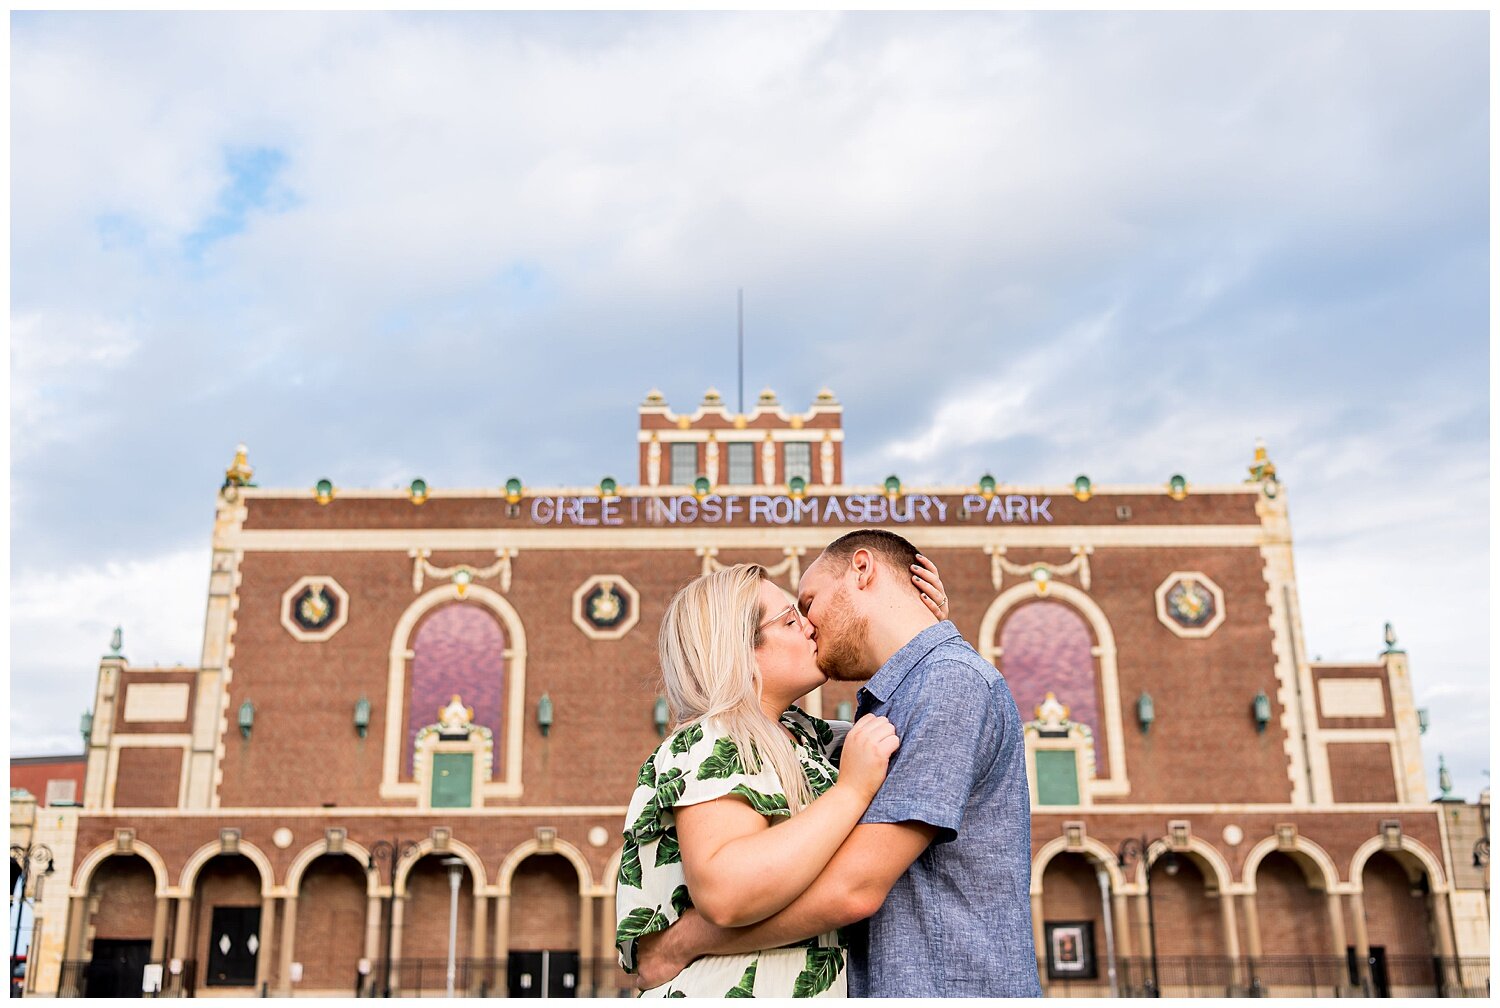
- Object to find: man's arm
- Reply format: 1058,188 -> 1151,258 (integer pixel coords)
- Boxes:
635,820 -> 936,990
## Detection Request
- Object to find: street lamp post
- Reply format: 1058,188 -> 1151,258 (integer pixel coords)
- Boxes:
366,839 -> 419,998
10,844 -> 55,970
1116,836 -> 1177,998
441,858 -> 466,998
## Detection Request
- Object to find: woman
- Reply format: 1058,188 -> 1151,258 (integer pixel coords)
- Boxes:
615,557 -> 948,997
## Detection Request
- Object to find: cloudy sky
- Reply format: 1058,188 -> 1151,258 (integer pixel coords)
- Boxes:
10,12 -> 1489,798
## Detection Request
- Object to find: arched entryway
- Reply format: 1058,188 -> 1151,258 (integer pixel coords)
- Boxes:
190,854 -> 268,992
1038,852 -> 1113,995
78,855 -> 156,997
1145,852 -> 1233,996
1359,852 -> 1438,996
395,854 -> 480,995
508,854 -> 582,998
290,854 -> 369,995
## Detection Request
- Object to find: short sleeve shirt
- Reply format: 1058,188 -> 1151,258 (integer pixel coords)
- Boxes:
849,621 -> 1042,997
615,707 -> 850,997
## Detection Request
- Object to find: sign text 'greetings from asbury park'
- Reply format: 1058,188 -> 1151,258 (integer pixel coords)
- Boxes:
530,493 -> 1055,527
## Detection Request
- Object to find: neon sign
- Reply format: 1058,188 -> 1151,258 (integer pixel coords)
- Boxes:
529,493 -> 1053,526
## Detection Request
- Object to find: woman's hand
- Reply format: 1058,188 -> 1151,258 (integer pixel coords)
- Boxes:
912,552 -> 950,620
836,714 -> 900,801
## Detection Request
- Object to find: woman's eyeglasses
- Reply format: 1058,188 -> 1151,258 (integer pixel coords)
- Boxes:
758,601 -> 804,632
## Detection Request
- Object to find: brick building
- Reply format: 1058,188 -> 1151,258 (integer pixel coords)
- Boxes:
21,388 -> 1489,997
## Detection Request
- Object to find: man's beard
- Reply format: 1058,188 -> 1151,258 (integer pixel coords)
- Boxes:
814,584 -> 871,681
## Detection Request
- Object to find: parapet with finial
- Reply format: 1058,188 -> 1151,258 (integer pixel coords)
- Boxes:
223,443 -> 255,488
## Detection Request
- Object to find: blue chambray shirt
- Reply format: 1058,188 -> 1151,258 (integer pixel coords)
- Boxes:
847,620 -> 1041,998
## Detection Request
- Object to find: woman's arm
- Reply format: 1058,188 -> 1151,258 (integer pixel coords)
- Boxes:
673,713 -> 898,928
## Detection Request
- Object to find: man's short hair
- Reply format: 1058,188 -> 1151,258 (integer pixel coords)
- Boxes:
819,529 -> 920,585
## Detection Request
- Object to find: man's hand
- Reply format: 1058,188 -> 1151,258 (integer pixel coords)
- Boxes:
634,911 -> 701,991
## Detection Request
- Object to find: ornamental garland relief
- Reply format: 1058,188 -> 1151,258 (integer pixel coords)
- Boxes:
1153,571 -> 1227,638
280,576 -> 351,642
572,574 -> 641,640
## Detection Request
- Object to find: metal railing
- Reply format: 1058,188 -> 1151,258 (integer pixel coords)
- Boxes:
56,958 -> 197,998
1041,954 -> 1490,998
360,957 -> 632,998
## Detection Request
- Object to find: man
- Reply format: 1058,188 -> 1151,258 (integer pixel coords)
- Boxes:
635,528 -> 1040,997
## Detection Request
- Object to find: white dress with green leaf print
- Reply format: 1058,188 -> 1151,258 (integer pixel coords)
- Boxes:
616,706 -> 851,998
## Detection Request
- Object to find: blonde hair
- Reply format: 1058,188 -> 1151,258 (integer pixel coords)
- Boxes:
658,564 -> 815,813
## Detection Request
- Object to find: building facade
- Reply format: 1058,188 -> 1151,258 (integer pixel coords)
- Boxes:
20,388 -> 1489,997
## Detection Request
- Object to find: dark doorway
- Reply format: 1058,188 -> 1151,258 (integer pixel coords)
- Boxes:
1348,946 -> 1390,997
508,950 -> 580,998
205,906 -> 261,987
84,939 -> 151,997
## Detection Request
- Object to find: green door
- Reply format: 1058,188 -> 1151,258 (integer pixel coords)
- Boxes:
432,753 -> 474,808
1035,749 -> 1080,806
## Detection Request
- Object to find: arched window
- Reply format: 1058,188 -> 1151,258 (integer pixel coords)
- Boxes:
406,603 -> 507,775
998,600 -> 1108,777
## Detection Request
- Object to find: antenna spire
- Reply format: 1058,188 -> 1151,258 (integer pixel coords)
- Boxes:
737,288 -> 744,415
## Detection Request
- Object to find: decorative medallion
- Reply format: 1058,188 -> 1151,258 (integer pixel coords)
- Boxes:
1153,571 -> 1226,639
280,576 -> 351,642
572,574 -> 641,641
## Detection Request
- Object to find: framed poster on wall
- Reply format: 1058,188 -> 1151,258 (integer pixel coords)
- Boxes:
1045,921 -> 1098,980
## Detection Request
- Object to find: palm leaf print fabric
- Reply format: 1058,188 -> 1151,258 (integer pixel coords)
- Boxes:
616,708 -> 851,997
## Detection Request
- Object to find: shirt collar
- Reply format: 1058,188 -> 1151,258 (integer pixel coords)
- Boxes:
862,620 -> 961,704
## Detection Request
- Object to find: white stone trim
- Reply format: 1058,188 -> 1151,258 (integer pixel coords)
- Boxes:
235,482 -> 1263,499
392,836 -> 490,897
1030,833 -> 1126,896
979,581 -> 1129,798
1259,537 -> 1317,806
103,735 -> 193,811
1240,832 -> 1342,890
571,575 -> 641,641
1125,835 -> 1235,895
640,428 -> 845,445
70,838 -> 172,897
380,585 -> 528,802
278,575 -> 351,642
495,837 -> 594,897
1348,833 -> 1448,892
228,524 -> 1278,553
178,837 -> 277,897
1153,571 -> 1227,639
1316,678 -> 1387,718
284,839 -> 379,897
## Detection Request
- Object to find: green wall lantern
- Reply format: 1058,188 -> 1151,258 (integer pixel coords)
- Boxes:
314,479 -> 334,505
505,477 -> 524,504
238,700 -> 256,739
600,476 -> 618,496
1137,693 -> 1155,734
788,475 -> 807,500
80,710 -> 93,746
1167,474 -> 1188,500
1252,690 -> 1272,733
693,476 -> 711,500
978,474 -> 996,500
409,478 -> 429,505
884,475 -> 901,498
354,696 -> 371,738
537,693 -> 554,736
653,696 -> 670,737
1074,475 -> 1092,502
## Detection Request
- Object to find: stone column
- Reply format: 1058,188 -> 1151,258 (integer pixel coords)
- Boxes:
1429,890 -> 1459,995
1241,890 -> 1263,993
171,895 -> 194,961
254,895 -> 277,993
1324,892 -> 1348,993
1030,892 -> 1047,994
149,895 -> 171,962
389,893 -> 406,996
471,888 -> 489,990
578,892 -> 595,996
1112,890 -> 1133,957
363,894 -> 383,996
1219,893 -> 1242,990
600,889 -> 616,996
1347,891 -> 1372,993
278,895 -> 298,997
493,893 -> 511,962
62,895 -> 89,964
